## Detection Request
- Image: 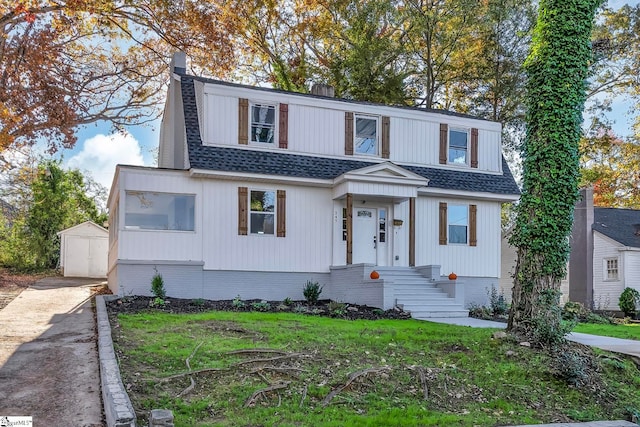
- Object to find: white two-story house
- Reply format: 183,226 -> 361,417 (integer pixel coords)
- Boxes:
106,53 -> 520,318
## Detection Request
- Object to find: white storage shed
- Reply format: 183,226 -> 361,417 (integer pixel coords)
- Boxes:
57,221 -> 108,278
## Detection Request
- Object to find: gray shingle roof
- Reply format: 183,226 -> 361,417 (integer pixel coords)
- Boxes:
593,208 -> 640,248
180,77 -> 520,196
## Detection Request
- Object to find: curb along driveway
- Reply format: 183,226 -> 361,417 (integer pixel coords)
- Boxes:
0,277 -> 105,426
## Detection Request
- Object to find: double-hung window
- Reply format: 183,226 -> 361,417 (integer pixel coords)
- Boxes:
355,115 -> 378,155
605,258 -> 619,281
448,204 -> 468,244
251,103 -> 276,144
250,190 -> 275,235
449,128 -> 469,165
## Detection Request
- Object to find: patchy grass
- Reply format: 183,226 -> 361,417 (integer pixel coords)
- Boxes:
574,322 -> 640,341
111,311 -> 640,426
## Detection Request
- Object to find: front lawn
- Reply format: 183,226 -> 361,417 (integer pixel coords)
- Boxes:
574,322 -> 640,341
110,310 -> 640,426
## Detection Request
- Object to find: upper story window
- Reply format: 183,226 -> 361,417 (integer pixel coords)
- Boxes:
124,191 -> 195,231
250,190 -> 275,234
448,204 -> 468,244
449,128 -> 469,165
605,257 -> 619,280
251,103 -> 276,144
355,115 -> 378,155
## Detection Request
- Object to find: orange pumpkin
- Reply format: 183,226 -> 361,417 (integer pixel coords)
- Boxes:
448,272 -> 457,280
370,270 -> 380,280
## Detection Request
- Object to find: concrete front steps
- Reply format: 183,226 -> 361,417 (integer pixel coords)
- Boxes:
375,267 -> 468,319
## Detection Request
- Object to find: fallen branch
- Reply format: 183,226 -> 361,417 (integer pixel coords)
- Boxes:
417,367 -> 428,400
321,367 -> 389,407
244,381 -> 291,407
299,384 -> 308,408
226,348 -> 288,356
234,353 -> 304,367
176,342 -> 204,397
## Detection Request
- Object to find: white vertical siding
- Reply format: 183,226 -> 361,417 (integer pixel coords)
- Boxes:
592,231 -> 624,311
415,196 -> 502,277
289,105 -> 344,156
116,168 -> 204,263
201,181 -> 333,272
332,200 -> 347,266
198,84 -> 504,172
202,94 -> 240,146
393,201 -> 409,266
623,251 -> 640,292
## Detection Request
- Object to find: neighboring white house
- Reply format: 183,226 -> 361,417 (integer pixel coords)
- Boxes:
569,188 -> 640,311
58,221 -> 109,278
106,53 -> 520,317
501,188 -> 640,312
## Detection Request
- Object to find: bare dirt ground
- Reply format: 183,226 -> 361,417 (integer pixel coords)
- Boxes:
0,268 -> 43,310
0,276 -> 107,426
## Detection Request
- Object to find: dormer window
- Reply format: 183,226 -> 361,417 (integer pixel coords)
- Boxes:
251,103 -> 276,144
449,128 -> 469,165
355,115 -> 378,155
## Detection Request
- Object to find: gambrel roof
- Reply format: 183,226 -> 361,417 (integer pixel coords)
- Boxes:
593,207 -> 640,248
179,75 -> 520,196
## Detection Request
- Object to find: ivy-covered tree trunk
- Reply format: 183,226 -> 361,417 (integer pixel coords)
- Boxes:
507,0 -> 602,344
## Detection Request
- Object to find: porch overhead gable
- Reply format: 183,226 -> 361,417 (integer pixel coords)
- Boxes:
333,162 -> 429,200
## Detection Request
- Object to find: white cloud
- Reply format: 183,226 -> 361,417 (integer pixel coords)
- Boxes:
66,132 -> 146,190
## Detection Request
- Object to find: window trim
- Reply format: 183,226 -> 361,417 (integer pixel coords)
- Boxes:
249,101 -> 278,145
447,203 -> 469,245
249,189 -> 276,236
604,257 -> 619,281
354,114 -> 380,156
123,191 -> 196,232
448,127 -> 470,166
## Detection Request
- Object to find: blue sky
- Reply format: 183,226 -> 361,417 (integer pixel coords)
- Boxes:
53,0 -> 639,191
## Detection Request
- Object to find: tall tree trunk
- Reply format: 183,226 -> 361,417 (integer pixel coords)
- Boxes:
507,0 -> 602,344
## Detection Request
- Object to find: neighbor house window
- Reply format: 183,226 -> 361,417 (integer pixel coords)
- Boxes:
251,103 -> 276,144
124,191 -> 195,231
355,115 -> 378,155
250,190 -> 275,234
605,258 -> 619,280
449,128 -> 469,165
448,204 -> 468,244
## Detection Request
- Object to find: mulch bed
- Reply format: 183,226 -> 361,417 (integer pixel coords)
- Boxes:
107,296 -> 412,321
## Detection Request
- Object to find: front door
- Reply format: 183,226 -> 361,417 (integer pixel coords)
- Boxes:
352,208 -> 378,264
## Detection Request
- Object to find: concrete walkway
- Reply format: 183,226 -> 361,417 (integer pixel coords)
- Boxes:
427,317 -> 640,359
0,277 -> 105,426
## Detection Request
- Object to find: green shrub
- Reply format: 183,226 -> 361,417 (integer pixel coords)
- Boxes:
584,312 -> 611,324
487,285 -> 508,316
232,295 -> 246,309
150,297 -> 166,307
552,347 -> 591,386
562,301 -> 588,321
283,297 -> 293,306
328,301 -> 347,317
150,270 -> 166,300
619,288 -> 640,318
293,304 -> 308,314
303,280 -> 323,305
251,301 -> 271,311
191,298 -> 205,306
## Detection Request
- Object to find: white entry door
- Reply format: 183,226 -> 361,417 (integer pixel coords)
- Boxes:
352,208 -> 377,264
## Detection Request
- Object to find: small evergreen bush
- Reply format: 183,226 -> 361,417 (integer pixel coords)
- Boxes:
150,270 -> 166,300
619,287 -> 640,318
303,280 -> 323,305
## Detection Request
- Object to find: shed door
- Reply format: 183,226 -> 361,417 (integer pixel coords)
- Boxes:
65,236 -> 90,277
64,236 -> 108,278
